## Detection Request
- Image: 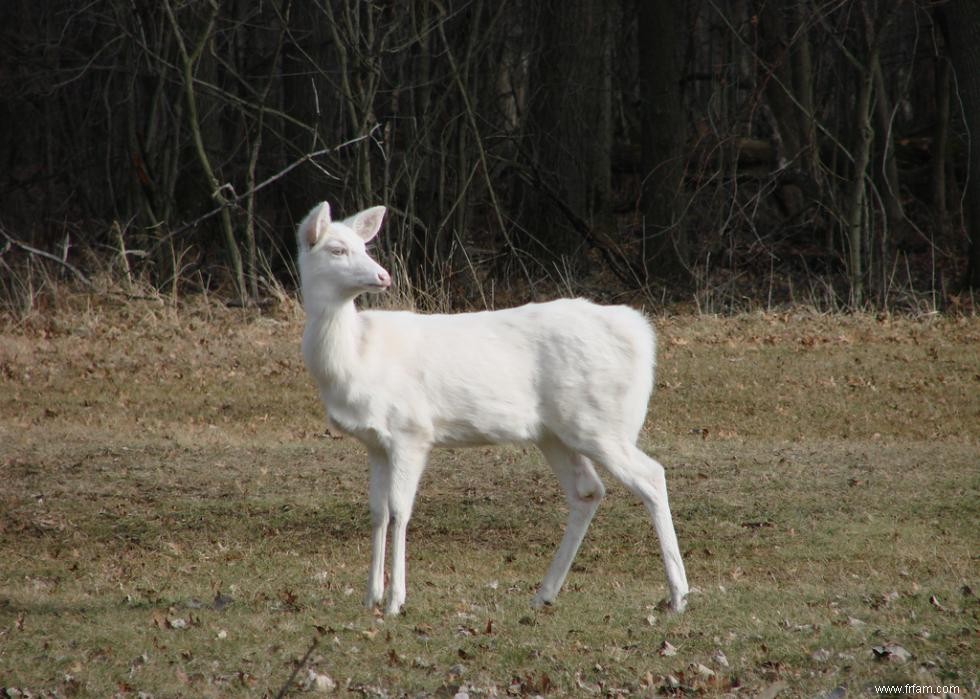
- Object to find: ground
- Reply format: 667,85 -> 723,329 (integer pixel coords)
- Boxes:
0,296 -> 977,697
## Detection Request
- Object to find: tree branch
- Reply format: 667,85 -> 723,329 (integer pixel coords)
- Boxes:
0,227 -> 93,288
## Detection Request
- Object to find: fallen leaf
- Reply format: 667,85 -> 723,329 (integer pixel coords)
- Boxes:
929,594 -> 948,612
212,591 -> 234,610
574,672 -> 601,694
658,640 -> 677,656
129,652 -> 149,677
872,643 -> 911,663
880,590 -> 900,607
689,662 -> 715,679
303,668 -> 336,692
756,680 -> 789,699
711,649 -> 729,667
387,648 -> 405,666
150,610 -> 168,629
810,648 -> 832,663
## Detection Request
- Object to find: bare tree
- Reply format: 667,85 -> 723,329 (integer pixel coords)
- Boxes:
638,0 -> 687,280
939,0 -> 980,290
523,0 -> 614,269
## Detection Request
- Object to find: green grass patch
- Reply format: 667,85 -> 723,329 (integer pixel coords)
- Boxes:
1,303 -> 977,696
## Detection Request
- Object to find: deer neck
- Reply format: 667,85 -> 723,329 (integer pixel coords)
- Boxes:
303,298 -> 364,386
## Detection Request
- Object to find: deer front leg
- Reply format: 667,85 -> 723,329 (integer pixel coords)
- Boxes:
384,441 -> 430,615
365,449 -> 390,609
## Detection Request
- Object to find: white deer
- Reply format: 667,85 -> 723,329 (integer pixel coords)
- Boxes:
298,201 -> 689,615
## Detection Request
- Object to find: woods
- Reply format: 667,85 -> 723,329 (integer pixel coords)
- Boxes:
1,0 -> 978,310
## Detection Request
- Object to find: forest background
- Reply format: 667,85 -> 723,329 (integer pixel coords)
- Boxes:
2,0 -> 980,313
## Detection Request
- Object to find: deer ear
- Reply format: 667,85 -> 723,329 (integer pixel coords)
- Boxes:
350,206 -> 386,242
301,201 -> 332,249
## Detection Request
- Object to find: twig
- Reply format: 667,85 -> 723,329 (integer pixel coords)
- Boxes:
518,165 -> 639,288
707,0 -> 855,164
0,228 -> 93,287
159,128 -> 379,243
273,636 -> 319,699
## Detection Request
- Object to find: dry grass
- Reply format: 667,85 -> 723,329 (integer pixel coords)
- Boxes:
1,295 -> 977,697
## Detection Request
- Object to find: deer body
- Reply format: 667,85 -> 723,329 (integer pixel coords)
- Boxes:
298,201 -> 689,615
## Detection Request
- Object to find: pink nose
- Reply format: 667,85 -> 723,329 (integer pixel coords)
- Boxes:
377,269 -> 391,287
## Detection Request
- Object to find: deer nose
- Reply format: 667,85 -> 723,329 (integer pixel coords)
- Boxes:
377,269 -> 391,287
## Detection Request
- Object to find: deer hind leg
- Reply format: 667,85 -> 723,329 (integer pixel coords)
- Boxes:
589,440 -> 689,612
533,436 -> 606,608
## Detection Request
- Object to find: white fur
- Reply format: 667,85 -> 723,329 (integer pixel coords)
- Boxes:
298,201 -> 689,615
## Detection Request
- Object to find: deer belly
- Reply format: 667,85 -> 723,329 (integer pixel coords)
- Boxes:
431,401 -> 540,447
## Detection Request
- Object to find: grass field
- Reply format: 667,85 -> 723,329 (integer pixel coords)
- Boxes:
1,297 -> 977,697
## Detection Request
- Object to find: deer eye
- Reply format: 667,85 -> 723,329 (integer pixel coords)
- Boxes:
328,246 -> 347,257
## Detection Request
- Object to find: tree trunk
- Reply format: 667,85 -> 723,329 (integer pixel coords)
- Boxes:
933,57 -> 951,229
638,0 -> 687,280
755,1 -> 801,163
164,0 -> 248,305
939,0 -> 980,290
525,0 -> 613,268
844,50 -> 877,308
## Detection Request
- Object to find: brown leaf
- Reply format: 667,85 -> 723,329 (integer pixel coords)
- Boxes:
658,640 -> 677,657
151,610 -> 169,629
540,672 -> 554,694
